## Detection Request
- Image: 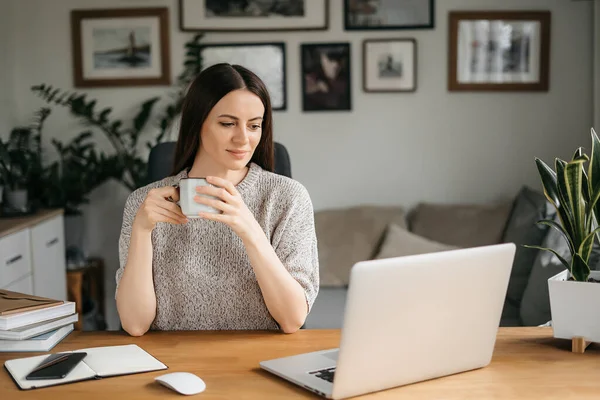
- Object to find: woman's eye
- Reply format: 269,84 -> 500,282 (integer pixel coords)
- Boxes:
220,122 -> 234,127
250,124 -> 261,130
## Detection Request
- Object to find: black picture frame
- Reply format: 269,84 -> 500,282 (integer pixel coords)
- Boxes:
301,42 -> 352,112
363,38 -> 417,93
198,42 -> 287,111
344,0 -> 434,31
180,0 -> 329,32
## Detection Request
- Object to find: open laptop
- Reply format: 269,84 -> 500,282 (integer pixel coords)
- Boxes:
260,243 -> 516,399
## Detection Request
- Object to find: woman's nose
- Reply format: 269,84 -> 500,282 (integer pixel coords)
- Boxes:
232,125 -> 249,143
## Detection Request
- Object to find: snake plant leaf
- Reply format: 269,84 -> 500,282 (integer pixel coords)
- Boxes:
572,147 -> 589,162
579,227 -> 600,265
536,219 -> 574,256
589,128 -> 600,194
582,167 -> 591,205
555,159 -> 575,237
564,160 -> 587,246
523,245 -> 570,271
586,184 -> 600,230
571,253 -> 591,282
590,128 -> 600,236
535,157 -> 560,206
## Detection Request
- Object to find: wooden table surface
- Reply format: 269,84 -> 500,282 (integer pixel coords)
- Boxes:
1,327 -> 599,399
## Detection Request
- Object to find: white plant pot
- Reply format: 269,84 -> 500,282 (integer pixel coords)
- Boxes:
548,269 -> 600,343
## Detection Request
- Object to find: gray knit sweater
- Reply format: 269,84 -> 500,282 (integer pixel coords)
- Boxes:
116,162 -> 319,331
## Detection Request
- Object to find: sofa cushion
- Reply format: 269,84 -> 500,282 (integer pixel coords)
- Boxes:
375,223 -> 458,259
315,205 -> 406,287
303,287 -> 348,329
408,201 -> 513,248
501,186 -> 553,323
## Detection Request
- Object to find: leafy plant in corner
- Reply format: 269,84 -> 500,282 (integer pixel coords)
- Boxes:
526,128 -> 600,282
0,108 -> 49,208
30,33 -> 205,191
41,131 -> 117,215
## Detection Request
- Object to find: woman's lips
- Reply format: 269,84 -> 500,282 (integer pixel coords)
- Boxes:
227,150 -> 248,159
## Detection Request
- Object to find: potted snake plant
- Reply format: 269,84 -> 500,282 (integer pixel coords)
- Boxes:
528,128 -> 600,351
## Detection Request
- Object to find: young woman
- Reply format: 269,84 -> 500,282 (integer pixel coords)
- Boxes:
115,63 -> 319,336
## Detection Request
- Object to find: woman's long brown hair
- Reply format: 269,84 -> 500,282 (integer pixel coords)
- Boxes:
171,63 -> 274,176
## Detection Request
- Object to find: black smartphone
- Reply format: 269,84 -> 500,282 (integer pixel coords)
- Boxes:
25,352 -> 87,380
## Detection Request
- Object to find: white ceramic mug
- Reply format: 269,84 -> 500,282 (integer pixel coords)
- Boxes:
178,178 -> 220,217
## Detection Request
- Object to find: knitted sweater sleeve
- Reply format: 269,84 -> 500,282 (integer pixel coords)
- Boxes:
115,188 -> 145,296
271,181 -> 320,312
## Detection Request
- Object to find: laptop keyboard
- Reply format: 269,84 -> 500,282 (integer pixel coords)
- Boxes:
310,367 -> 336,383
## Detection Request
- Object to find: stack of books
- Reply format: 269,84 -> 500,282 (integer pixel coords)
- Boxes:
0,290 -> 78,352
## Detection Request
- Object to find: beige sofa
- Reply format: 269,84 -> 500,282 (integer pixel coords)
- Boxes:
303,186 -> 567,329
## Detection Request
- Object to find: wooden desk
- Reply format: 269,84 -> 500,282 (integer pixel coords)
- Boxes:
1,328 -> 599,399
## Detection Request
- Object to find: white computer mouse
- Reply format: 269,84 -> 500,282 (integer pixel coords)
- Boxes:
155,372 -> 206,395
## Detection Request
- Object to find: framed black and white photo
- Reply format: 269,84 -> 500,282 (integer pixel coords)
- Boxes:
448,11 -> 550,91
344,0 -> 434,30
301,43 -> 351,112
363,38 -> 416,92
199,43 -> 287,110
71,8 -> 170,87
180,0 -> 329,32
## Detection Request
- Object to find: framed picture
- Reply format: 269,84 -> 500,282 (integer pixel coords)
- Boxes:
199,43 -> 287,110
344,0 -> 434,30
179,0 -> 329,32
363,38 -> 416,93
301,43 -> 351,112
448,11 -> 551,91
70,8 -> 170,88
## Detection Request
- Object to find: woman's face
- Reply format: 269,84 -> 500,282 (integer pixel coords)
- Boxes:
198,88 -> 265,171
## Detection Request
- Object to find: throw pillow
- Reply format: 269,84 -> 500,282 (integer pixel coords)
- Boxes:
501,186 -> 554,323
315,205 -> 407,287
408,201 -> 513,248
375,223 -> 458,259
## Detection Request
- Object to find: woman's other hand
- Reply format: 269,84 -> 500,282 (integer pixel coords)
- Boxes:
133,186 -> 188,232
194,176 -> 261,241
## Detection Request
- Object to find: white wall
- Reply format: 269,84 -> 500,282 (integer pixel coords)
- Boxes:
12,0 -> 594,209
8,0 -> 594,329
0,0 -> 16,139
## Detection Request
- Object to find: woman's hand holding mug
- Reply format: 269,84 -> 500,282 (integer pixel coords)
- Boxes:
191,176 -> 261,241
133,186 -> 188,232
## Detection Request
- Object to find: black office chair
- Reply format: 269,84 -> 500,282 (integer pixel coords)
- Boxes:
146,141 -> 292,185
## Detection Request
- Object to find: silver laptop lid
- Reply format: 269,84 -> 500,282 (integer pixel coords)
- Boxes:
331,243 -> 515,400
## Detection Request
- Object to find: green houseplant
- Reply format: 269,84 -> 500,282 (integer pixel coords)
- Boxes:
0,108 -> 48,213
528,128 -> 600,282
528,127 -> 600,349
29,33 -> 205,191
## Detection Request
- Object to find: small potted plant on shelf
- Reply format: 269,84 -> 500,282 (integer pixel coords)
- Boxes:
0,128 -> 40,215
529,127 -> 600,353
0,109 -> 48,216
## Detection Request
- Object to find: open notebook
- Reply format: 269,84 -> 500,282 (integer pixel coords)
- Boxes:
4,344 -> 167,390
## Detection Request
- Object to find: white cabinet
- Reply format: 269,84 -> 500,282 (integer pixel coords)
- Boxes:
31,215 -> 67,300
0,229 -> 32,288
5,274 -> 33,294
0,210 -> 66,300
